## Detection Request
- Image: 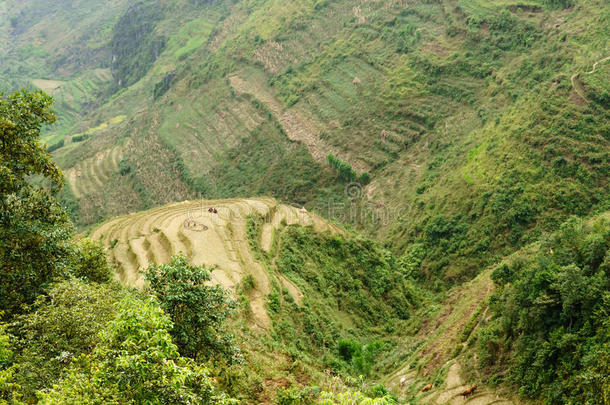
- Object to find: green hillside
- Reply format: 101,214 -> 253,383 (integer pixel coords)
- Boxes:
1,0 -> 609,403
5,0 -> 604,285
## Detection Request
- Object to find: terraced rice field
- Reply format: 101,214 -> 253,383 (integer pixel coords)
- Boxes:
91,197 -> 341,329
229,74 -> 369,172
66,145 -> 123,199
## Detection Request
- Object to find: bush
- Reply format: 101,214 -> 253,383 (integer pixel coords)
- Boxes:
12,280 -> 126,401
71,133 -> 90,143
71,238 -> 113,283
337,339 -> 361,362
479,215 -> 610,403
327,154 -> 357,182
47,139 -> 64,152
359,172 -> 371,185
119,159 -> 131,176
0,321 -> 19,403
318,390 -> 396,404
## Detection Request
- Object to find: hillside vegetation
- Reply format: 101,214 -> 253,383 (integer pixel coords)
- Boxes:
1,0 -> 609,403
2,90 -> 421,403
3,0 -> 606,286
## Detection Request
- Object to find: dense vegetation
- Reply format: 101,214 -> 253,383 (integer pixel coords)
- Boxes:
249,220 -> 423,369
2,0 -> 610,402
110,1 -> 167,89
9,0 -> 602,293
478,215 -> 610,404
0,90 -> 409,403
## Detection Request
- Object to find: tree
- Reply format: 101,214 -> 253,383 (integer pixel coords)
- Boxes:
481,215 -> 610,403
40,296 -> 235,404
0,90 -> 74,317
12,280 -> 126,401
0,90 -> 62,194
144,255 -> 238,362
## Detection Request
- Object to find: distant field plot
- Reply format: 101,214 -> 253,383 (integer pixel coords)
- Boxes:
36,69 -> 113,145
31,79 -> 65,93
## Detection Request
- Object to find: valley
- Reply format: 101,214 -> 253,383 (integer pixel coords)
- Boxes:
0,0 -> 608,403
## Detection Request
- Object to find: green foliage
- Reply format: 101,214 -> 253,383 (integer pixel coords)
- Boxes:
275,386 -> 320,405
365,385 -> 396,402
240,274 -> 256,294
397,243 -> 426,278
327,154 -> 356,183
0,90 -> 62,193
337,339 -> 361,362
118,158 -> 131,176
478,215 -> 610,404
0,90 -> 73,317
0,321 -> 20,404
144,254 -> 238,362
40,296 -> 235,404
70,133 -> 90,143
318,390 -> 396,404
46,139 -> 64,153
11,280 -> 126,401
153,71 -> 176,100
252,224 -> 424,379
336,339 -> 383,376
277,227 -> 419,324
358,172 -> 371,185
70,238 -> 113,283
192,118 -> 330,203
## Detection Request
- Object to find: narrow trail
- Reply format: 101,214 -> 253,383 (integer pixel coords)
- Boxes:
570,55 -> 610,102
91,197 -> 340,331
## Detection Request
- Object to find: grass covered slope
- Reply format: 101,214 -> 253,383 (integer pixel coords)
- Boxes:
15,0 -> 603,291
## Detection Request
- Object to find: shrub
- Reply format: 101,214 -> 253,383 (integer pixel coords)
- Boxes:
40,296 -> 235,404
47,139 -> 64,152
118,159 -> 131,176
337,339 -> 361,362
71,133 -> 90,143
479,215 -> 610,403
12,280 -> 126,401
71,238 -> 113,283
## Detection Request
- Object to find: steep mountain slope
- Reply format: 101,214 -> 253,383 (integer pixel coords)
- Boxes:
3,1 -> 608,402
8,0 -> 602,287
89,197 -> 429,402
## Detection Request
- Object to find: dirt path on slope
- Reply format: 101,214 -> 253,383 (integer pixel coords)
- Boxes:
570,55 -> 610,102
383,272 -> 515,404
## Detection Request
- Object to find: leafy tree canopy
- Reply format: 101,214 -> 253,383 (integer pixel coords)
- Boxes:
144,254 -> 238,362
11,280 -> 127,401
0,90 -> 73,317
480,215 -> 610,404
40,296 -> 236,404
